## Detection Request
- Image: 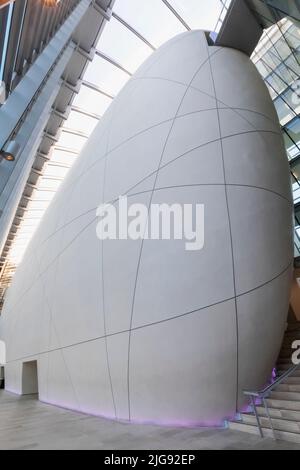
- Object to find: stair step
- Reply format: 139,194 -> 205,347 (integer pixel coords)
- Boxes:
281,376 -> 300,385
256,406 -> 300,421
231,321 -> 300,444
279,348 -> 294,355
278,352 -> 293,359
282,338 -> 300,344
276,384 -> 300,392
228,421 -> 300,443
266,398 -> 300,411
286,325 -> 300,330
277,363 -> 293,370
277,363 -> 299,371
276,363 -> 293,370
277,358 -> 294,364
282,337 -> 300,343
270,391 -> 300,401
241,413 -> 300,433
283,333 -> 300,338
286,322 -> 300,329
277,369 -> 300,377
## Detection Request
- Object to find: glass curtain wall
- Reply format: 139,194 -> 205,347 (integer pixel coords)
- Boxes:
252,17 -> 300,256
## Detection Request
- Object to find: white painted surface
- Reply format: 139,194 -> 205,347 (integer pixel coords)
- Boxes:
0,31 -> 293,425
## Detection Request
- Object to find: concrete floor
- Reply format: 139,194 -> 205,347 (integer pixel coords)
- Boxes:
0,391 -> 300,450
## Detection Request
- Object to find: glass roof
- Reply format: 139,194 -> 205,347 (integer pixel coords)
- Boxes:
96,15 -> 153,73
252,19 -> 300,160
2,0 -> 229,270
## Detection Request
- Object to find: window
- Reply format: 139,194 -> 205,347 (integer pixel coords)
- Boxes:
84,55 -> 130,96
72,84 -> 112,116
113,0 -> 186,48
96,16 -> 153,74
274,96 -> 294,124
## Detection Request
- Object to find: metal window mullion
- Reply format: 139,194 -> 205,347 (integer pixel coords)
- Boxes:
160,0 -> 190,31
112,11 -> 156,51
95,49 -> 132,76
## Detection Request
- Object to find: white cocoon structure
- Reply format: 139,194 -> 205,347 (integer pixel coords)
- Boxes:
0,31 -> 293,426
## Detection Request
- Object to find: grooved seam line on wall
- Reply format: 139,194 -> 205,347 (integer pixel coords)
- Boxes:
6,260 -> 293,365
126,47 -> 223,421
206,42 -> 240,413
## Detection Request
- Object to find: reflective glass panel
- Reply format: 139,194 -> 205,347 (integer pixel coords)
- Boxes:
72,83 -> 113,115
166,0 -> 224,31
64,110 -> 99,134
84,55 -> 130,96
57,131 -> 87,152
96,16 -> 153,73
113,0 -> 186,48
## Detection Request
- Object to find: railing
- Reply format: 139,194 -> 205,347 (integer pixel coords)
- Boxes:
244,362 -> 300,439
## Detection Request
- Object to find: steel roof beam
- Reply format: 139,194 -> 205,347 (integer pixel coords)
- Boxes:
112,12 -> 156,51
160,0 -> 190,31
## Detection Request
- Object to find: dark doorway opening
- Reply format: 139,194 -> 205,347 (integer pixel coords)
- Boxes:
22,360 -> 38,396
0,366 -> 4,389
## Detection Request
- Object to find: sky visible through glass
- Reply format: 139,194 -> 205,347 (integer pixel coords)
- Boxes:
7,0 -> 228,265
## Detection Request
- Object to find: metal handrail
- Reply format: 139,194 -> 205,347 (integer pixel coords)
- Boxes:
243,361 -> 300,439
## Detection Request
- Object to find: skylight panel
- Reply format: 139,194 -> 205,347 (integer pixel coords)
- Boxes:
84,55 -> 130,96
113,0 -> 186,48
96,15 -> 153,73
166,0 -> 225,31
50,149 -> 77,167
56,131 -> 87,153
63,110 -> 99,134
72,84 -> 113,115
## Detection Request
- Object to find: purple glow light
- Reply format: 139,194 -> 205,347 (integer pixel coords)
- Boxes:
39,397 -> 230,429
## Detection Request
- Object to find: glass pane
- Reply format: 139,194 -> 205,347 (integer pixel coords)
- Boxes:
286,118 -> 300,147
266,71 -> 287,95
96,16 -> 153,73
266,82 -> 277,100
50,149 -> 77,166
291,159 -> 300,181
57,130 -> 87,152
113,0 -> 186,48
0,3 -> 14,83
264,47 -> 282,70
37,179 -> 62,191
255,60 -> 270,78
276,61 -> 298,87
274,37 -> 292,62
283,129 -> 300,160
274,96 -> 294,124
43,165 -> 70,179
165,0 -> 224,31
281,87 -> 300,114
285,54 -> 300,76
19,219 -> 40,228
294,187 -> 300,204
84,55 -> 130,96
63,110 -> 98,134
31,190 -> 54,202
292,179 -> 299,192
25,210 -> 45,219
26,200 -> 49,211
72,84 -> 112,116
284,24 -> 300,50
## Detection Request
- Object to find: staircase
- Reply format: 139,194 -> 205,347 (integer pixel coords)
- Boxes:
228,320 -> 300,444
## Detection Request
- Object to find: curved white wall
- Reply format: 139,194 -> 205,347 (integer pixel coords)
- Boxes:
0,31 -> 293,425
